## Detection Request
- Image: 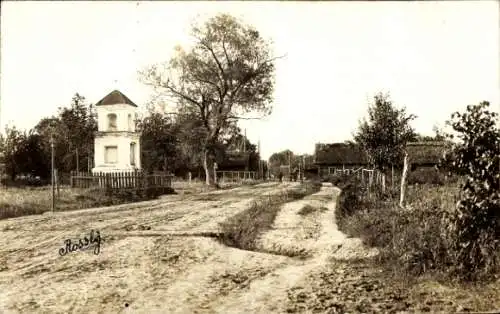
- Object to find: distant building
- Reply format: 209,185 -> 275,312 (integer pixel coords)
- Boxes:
217,151 -> 251,171
313,141 -> 448,176
92,90 -> 141,173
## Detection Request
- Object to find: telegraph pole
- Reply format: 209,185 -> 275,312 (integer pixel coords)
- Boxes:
51,133 -> 55,212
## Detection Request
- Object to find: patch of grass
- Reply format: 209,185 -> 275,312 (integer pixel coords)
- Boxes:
0,185 -> 175,220
218,181 -> 321,252
297,204 -> 316,216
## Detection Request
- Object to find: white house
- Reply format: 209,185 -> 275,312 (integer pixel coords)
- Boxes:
92,90 -> 141,173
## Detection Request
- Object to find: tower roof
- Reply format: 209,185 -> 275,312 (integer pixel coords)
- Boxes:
95,90 -> 138,107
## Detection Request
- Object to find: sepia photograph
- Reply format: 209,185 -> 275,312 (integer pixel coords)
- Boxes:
0,1 -> 499,313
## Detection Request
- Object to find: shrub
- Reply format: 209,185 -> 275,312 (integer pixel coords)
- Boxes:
334,175 -> 372,220
407,167 -> 446,185
442,101 -> 500,280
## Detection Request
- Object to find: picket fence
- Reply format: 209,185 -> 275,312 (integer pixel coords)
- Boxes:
70,171 -> 173,190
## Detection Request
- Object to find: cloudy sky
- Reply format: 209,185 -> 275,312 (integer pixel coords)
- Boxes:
1,1 -> 498,159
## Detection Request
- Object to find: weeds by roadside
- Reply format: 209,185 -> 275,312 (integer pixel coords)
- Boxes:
332,173 -> 500,282
218,181 -> 322,254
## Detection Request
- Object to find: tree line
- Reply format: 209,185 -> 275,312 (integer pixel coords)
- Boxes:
0,93 -> 261,185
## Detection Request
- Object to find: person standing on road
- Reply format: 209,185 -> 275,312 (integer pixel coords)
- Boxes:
278,171 -> 283,183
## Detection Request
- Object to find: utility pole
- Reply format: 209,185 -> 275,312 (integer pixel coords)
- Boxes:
51,133 -> 55,212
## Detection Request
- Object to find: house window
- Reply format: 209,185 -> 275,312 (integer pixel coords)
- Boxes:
105,146 -> 118,164
107,113 -> 117,131
130,142 -> 136,166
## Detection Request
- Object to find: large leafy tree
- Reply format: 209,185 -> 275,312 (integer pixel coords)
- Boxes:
137,111 -> 179,173
34,93 -> 97,174
57,93 -> 97,172
1,126 -> 48,181
354,92 -> 417,171
2,126 -> 27,180
140,13 -> 278,185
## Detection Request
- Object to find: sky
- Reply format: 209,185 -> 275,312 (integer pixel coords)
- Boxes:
1,1 -> 499,160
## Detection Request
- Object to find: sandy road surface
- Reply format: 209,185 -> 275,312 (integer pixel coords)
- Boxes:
0,182 -> 375,314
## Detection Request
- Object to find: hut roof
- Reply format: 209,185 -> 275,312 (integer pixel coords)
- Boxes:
314,141 -> 448,166
95,90 -> 138,107
406,141 -> 447,165
314,143 -> 368,165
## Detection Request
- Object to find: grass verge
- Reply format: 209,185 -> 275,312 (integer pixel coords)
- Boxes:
0,186 -> 175,220
218,181 -> 322,252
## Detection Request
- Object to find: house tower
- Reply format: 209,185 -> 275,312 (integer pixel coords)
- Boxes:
92,90 -> 141,173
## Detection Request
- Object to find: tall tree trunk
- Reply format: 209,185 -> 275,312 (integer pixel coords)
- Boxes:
400,151 -> 410,208
382,172 -> 386,194
391,165 -> 394,191
203,149 -> 216,186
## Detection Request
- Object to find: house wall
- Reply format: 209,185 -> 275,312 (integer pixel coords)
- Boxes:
93,134 -> 141,173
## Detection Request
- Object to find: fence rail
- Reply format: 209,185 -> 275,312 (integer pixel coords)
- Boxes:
216,171 -> 258,182
70,171 -> 173,190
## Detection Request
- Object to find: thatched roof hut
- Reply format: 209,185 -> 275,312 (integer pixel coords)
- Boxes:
406,141 -> 448,166
314,143 -> 368,166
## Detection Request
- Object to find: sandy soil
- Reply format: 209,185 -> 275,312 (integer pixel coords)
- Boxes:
0,182 -> 384,314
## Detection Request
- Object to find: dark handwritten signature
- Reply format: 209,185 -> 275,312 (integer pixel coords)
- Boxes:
59,229 -> 101,256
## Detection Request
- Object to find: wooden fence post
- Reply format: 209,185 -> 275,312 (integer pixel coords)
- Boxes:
400,151 -> 410,208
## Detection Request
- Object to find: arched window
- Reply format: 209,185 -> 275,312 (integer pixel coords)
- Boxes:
128,114 -> 133,131
107,113 -> 117,131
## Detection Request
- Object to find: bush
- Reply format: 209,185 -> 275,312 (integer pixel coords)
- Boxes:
334,175 -> 372,220
442,101 -> 500,280
408,167 -> 446,185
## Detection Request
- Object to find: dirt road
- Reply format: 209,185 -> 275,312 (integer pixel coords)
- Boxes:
0,182 -> 377,313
